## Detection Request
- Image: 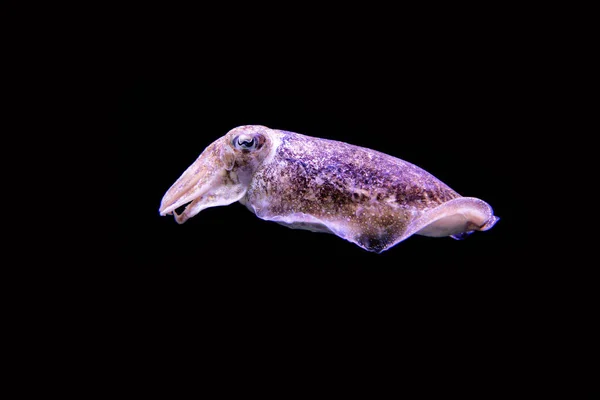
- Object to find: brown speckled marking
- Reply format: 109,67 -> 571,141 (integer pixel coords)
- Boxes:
245,130 -> 462,252
159,125 -> 499,253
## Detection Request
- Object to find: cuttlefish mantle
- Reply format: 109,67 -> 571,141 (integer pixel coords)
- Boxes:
159,125 -> 499,253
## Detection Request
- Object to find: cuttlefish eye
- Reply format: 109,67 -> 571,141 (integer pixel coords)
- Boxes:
233,134 -> 259,151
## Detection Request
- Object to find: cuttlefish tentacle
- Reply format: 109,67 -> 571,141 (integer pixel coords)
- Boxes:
159,125 -> 499,253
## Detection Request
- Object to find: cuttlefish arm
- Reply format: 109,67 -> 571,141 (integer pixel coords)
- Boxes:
159,125 -> 499,253
159,136 -> 246,224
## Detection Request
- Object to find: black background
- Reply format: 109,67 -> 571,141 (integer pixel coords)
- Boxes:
117,74 -> 528,304
107,18 -> 553,385
111,8 -> 541,336
85,4 -> 591,389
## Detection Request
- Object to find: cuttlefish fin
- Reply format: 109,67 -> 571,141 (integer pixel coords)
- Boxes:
408,197 -> 499,240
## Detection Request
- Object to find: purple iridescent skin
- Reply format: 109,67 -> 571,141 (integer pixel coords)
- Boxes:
159,125 -> 498,253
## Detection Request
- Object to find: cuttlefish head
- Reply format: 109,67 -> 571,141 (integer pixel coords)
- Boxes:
159,125 -> 276,224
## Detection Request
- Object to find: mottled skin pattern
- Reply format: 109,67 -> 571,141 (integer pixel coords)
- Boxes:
245,131 -> 460,252
159,125 -> 499,253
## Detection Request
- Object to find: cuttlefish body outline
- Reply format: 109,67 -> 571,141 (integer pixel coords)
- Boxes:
159,125 -> 499,253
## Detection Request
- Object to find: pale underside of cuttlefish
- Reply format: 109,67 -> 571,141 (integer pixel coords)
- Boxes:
159,125 -> 499,253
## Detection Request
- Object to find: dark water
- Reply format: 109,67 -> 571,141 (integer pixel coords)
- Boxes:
98,15 -> 581,390
114,80 -> 532,343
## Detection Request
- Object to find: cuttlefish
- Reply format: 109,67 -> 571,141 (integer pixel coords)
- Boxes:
159,125 -> 498,253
